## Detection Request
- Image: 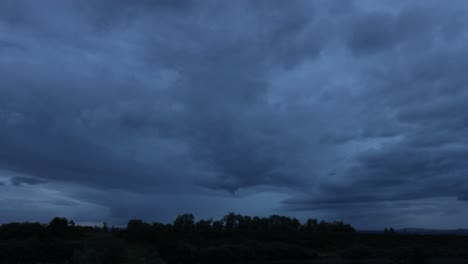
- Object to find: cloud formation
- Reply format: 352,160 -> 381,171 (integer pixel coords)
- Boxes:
1,0 -> 468,229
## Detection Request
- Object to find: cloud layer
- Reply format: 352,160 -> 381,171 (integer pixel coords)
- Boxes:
1,0 -> 468,229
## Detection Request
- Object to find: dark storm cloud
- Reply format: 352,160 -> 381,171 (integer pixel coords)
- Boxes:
10,176 -> 48,186
281,1 -> 468,218
346,5 -> 443,56
347,12 -> 398,55
1,0 -> 468,228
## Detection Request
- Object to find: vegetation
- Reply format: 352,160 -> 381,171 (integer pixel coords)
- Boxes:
0,214 -> 467,263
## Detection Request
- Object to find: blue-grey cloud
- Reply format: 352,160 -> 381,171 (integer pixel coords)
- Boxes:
10,176 -> 48,186
1,0 -> 468,229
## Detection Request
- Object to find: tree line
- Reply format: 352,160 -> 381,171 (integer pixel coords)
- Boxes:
2,213 -> 468,263
126,212 -> 355,238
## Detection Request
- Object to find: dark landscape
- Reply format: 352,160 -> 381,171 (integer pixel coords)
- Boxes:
1,214 -> 468,263
2,0 -> 468,263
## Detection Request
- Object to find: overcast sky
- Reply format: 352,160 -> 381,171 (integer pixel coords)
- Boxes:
1,0 -> 468,229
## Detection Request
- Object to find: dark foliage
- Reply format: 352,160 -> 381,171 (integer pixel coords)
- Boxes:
1,213 -> 468,263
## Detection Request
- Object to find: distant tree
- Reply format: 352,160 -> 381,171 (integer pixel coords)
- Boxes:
196,218 -> 212,232
0,212 -> 393,264
49,217 -> 69,237
212,220 -> 223,232
223,212 -> 239,232
304,218 -> 318,232
291,218 -> 301,230
152,222 -> 168,232
251,216 -> 268,231
268,215 -> 299,231
127,219 -> 150,241
237,215 -> 252,231
173,214 -> 195,232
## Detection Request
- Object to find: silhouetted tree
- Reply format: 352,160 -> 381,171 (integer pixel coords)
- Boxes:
237,215 -> 252,231
173,214 -> 195,232
223,212 -> 238,232
304,218 -> 318,231
196,218 -> 212,232
127,219 -> 151,242
11,214 -> 463,264
212,220 -> 223,232
49,217 -> 69,237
